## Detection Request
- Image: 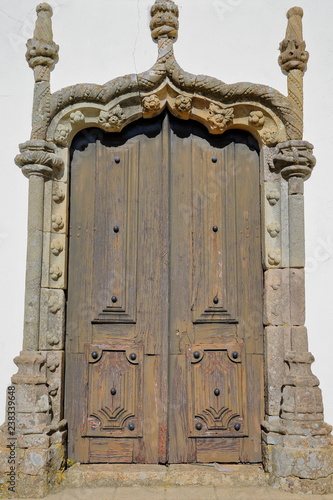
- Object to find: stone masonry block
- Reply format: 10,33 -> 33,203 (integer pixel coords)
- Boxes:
291,326 -> 308,352
16,471 -> 49,499
264,326 -> 286,416
0,446 -> 10,475
17,448 -> 49,476
264,268 -> 305,326
264,269 -> 283,325
39,289 -> 65,350
16,412 -> 50,435
48,443 -> 66,481
15,384 -> 49,413
289,268 -> 305,325
270,445 -> 333,479
289,193 -> 305,267
17,434 -> 50,449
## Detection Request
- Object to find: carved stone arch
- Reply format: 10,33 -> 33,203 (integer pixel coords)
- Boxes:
48,86 -> 286,150
2,1 -> 333,497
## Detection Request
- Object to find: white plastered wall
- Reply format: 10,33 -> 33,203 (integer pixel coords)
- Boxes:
0,0 -> 332,427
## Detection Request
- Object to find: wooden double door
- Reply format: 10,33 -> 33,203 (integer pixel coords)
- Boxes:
65,112 -> 263,464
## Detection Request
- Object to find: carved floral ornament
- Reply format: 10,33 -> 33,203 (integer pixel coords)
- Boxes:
50,96 -> 282,147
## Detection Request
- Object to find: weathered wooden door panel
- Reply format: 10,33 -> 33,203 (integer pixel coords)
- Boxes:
187,344 -> 247,438
65,113 -> 263,464
84,345 -> 143,438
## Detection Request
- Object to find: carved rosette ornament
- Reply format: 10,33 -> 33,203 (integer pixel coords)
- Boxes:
175,94 -> 192,114
249,110 -> 265,128
52,185 -> 65,203
266,189 -> 280,206
267,222 -> 281,238
98,105 -> 125,130
54,123 -> 71,145
51,239 -> 63,256
208,103 -> 234,131
70,110 -> 85,124
142,94 -> 161,113
261,128 -> 278,146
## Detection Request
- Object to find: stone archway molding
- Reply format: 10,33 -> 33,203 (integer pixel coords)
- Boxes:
0,1 -> 332,497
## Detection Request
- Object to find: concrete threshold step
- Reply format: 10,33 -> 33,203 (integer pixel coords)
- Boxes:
60,463 -> 268,489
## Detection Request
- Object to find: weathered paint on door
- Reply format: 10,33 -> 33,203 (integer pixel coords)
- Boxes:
65,112 -> 264,464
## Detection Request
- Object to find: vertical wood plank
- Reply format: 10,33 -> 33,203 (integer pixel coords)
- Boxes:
65,353 -> 89,462
66,142 -> 96,353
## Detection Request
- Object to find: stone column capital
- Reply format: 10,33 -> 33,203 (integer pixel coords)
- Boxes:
15,139 -> 63,178
270,140 -> 316,181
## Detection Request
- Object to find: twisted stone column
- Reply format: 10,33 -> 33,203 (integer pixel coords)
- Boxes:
279,7 -> 309,140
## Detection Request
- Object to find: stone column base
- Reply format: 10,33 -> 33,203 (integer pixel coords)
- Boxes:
262,425 -> 333,494
268,467 -> 333,495
0,351 -> 67,498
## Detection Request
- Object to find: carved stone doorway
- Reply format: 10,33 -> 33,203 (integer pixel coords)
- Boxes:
1,1 -> 333,497
65,113 -> 263,464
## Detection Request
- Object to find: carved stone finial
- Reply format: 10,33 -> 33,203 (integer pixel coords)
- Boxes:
150,0 -> 179,42
26,3 -> 59,75
279,6 -> 309,72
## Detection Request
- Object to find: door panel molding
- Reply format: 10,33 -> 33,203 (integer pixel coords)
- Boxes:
187,343 -> 247,439
84,344 -> 143,438
92,142 -> 139,324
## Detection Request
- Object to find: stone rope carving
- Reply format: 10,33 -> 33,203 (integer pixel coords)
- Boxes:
21,1 -> 300,143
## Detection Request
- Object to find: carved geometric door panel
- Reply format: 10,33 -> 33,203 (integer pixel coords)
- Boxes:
84,345 -> 142,438
65,112 -> 263,464
187,344 -> 247,438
